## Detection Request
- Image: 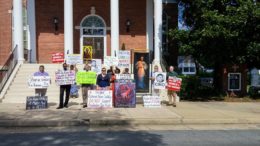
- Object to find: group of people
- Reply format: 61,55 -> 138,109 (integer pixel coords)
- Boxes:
33,63 -> 130,109
150,65 -> 179,107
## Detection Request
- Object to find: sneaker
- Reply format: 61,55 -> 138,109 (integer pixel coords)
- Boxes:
83,105 -> 88,108
173,103 -> 177,107
56,106 -> 63,109
64,105 -> 68,108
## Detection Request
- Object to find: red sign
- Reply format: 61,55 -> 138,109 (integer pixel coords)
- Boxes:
167,77 -> 182,91
52,53 -> 64,63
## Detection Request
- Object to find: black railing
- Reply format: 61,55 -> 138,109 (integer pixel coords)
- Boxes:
0,45 -> 18,94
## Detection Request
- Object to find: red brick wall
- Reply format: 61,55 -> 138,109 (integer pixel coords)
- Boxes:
0,0 -> 12,65
36,0 -> 147,63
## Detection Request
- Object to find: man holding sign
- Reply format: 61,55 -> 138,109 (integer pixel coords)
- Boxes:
167,66 -> 179,107
33,65 -> 51,96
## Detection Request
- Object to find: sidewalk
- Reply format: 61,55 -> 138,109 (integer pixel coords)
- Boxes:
0,102 -> 260,127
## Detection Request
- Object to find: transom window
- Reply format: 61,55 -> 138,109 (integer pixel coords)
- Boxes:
81,15 -> 106,36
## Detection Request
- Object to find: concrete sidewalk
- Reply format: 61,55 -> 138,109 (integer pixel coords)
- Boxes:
0,102 -> 260,127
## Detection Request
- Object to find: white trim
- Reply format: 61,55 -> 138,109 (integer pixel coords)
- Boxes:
154,0 -> 162,62
228,73 -> 241,91
80,15 -> 107,60
64,0 -> 74,59
146,0 -> 154,52
110,0 -> 119,57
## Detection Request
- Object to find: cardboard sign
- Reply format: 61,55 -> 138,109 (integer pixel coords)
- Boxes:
67,54 -> 83,65
167,77 -> 182,91
115,74 -> 134,80
90,59 -> 102,74
55,70 -> 75,85
118,50 -> 131,68
143,96 -> 161,108
153,72 -> 167,89
26,96 -> 48,110
88,90 -> 113,108
115,79 -> 136,108
28,76 -> 51,89
52,52 -> 64,63
104,56 -> 119,67
76,71 -> 97,84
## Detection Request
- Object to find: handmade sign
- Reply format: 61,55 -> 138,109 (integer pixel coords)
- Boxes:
26,96 -> 48,110
143,96 -> 161,108
118,50 -> 131,68
114,79 -> 136,108
28,76 -> 51,88
116,74 -> 134,80
104,56 -> 118,67
167,77 -> 182,91
67,54 -> 83,65
76,71 -> 97,84
153,72 -> 167,89
55,70 -> 75,85
87,90 -> 113,108
52,52 -> 64,63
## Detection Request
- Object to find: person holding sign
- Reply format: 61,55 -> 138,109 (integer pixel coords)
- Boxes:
57,63 -> 72,109
167,66 -> 178,107
150,65 -> 160,96
33,65 -> 50,96
81,64 -> 95,108
97,67 -> 110,90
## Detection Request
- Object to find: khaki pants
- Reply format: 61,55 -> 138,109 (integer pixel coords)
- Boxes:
167,90 -> 177,104
82,86 -> 92,105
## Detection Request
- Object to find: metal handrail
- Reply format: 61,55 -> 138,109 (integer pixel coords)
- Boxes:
0,45 -> 18,93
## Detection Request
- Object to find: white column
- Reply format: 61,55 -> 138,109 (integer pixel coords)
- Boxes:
13,0 -> 24,63
146,0 -> 154,52
64,0 -> 74,59
110,0 -> 119,57
154,0 -> 162,63
27,0 -> 37,63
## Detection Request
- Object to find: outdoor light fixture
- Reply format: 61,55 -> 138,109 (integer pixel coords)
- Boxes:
125,19 -> 131,33
53,17 -> 59,32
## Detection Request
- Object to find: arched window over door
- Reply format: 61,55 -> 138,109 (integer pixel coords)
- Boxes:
80,15 -> 106,62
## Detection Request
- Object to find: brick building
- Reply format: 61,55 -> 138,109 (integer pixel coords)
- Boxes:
0,0 -> 178,65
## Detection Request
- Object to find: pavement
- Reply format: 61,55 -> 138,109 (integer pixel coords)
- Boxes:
0,101 -> 260,127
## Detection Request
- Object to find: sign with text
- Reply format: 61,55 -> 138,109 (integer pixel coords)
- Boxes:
115,79 -> 136,108
52,52 -> 64,63
118,50 -> 131,68
167,77 -> 182,91
28,76 -> 51,89
115,74 -> 134,80
143,96 -> 161,108
67,54 -> 83,65
26,96 -> 48,110
76,71 -> 97,84
153,72 -> 167,89
104,56 -> 118,67
88,90 -> 113,108
55,70 -> 75,85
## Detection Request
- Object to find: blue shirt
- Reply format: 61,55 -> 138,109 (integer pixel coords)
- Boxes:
97,74 -> 110,87
33,71 -> 49,76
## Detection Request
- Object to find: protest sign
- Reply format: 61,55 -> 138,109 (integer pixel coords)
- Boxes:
115,74 -> 134,80
153,72 -> 167,89
76,71 -> 97,84
143,96 -> 161,108
115,79 -> 136,108
83,46 -> 93,62
90,59 -> 102,74
88,90 -> 113,108
67,54 -> 83,65
104,56 -> 118,67
28,76 -> 51,88
52,52 -> 64,63
167,77 -> 182,91
26,96 -> 48,110
55,70 -> 75,85
118,50 -> 131,68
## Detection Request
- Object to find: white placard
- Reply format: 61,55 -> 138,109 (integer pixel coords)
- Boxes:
153,72 -> 167,89
90,59 -> 102,74
28,76 -> 51,88
88,90 -> 113,108
143,96 -> 161,108
118,50 -> 131,68
104,56 -> 119,67
67,54 -> 83,65
55,70 -> 75,85
115,74 -> 134,80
